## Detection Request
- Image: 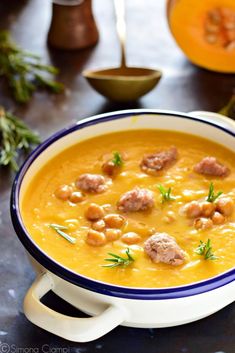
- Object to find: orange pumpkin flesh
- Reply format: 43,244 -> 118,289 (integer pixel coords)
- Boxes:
167,0 -> 235,73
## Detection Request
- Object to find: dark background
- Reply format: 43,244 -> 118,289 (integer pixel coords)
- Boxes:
0,0 -> 235,352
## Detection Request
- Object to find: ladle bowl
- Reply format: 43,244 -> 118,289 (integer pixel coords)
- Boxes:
83,66 -> 162,101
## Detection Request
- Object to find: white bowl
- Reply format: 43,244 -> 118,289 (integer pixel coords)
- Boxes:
11,109 -> 235,342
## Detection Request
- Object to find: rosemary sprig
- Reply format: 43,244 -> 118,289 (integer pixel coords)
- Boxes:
195,239 -> 218,261
219,94 -> 235,119
0,106 -> 40,170
49,223 -> 76,244
0,31 -> 64,103
112,151 -> 123,167
102,248 -> 134,268
206,182 -> 223,203
158,184 -> 176,203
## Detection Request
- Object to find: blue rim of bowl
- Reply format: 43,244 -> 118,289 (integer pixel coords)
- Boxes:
10,109 -> 235,300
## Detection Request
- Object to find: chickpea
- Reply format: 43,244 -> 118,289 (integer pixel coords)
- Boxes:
201,201 -> 216,218
212,212 -> 225,225
69,191 -> 85,203
194,217 -> 213,230
121,232 -> 141,245
85,203 -> 105,221
185,201 -> 202,219
92,219 -> 106,231
216,197 -> 234,216
86,229 -> 106,246
163,211 -> 176,224
102,161 -> 119,176
105,228 -> 122,241
54,184 -> 73,201
104,214 -> 125,229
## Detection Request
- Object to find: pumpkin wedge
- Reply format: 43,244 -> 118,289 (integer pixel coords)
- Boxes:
167,0 -> 235,73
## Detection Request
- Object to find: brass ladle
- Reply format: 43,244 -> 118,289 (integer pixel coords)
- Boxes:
83,0 -> 162,102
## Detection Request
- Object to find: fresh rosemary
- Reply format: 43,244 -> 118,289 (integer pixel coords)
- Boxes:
0,106 -> 40,170
112,151 -> 123,167
0,31 -> 63,103
195,239 -> 218,261
49,223 -> 76,244
102,248 -> 134,268
206,182 -> 223,203
219,94 -> 235,119
158,184 -> 176,203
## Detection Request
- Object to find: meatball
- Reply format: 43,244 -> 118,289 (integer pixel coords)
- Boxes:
117,188 -> 154,212
76,174 -> 107,193
194,157 -> 230,177
140,146 -> 178,175
144,232 -> 185,266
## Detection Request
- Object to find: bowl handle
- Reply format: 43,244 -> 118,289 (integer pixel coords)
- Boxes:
24,272 -> 127,342
189,111 -> 235,131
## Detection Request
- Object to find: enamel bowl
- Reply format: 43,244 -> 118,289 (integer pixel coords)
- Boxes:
11,109 -> 235,342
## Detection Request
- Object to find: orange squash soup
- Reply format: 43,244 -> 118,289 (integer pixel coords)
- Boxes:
21,130 -> 235,288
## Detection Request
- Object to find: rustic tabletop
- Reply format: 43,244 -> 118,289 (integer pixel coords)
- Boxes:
0,0 -> 235,352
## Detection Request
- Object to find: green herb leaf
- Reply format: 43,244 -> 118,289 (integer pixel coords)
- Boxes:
219,94 -> 235,119
158,184 -> 176,203
0,31 -> 64,103
0,107 -> 40,170
102,248 -> 134,268
206,182 -> 223,203
49,223 -> 76,244
195,239 -> 218,261
112,151 -> 123,167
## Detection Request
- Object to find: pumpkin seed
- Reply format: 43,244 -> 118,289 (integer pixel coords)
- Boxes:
225,40 -> 235,50
224,22 -> 235,30
205,22 -> 220,33
208,9 -> 222,25
205,33 -> 218,44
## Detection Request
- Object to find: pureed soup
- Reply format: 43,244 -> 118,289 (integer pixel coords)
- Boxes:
21,130 -> 235,288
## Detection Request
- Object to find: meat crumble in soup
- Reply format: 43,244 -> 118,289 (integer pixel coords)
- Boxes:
21,130 -> 235,288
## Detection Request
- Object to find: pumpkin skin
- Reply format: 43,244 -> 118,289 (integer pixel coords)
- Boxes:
167,0 -> 235,73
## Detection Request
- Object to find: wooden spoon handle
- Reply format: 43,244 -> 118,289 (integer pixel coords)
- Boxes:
114,0 -> 127,68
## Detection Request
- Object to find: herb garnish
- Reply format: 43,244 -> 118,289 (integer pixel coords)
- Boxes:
102,248 -> 134,268
112,151 -> 123,167
158,184 -> 176,203
219,94 -> 235,119
49,223 -> 76,244
195,239 -> 218,260
0,31 -> 64,103
206,182 -> 223,203
0,106 -> 40,170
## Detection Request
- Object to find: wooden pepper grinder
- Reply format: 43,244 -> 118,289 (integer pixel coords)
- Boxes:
48,0 -> 99,50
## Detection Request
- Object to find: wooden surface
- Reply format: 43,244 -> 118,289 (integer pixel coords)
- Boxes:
0,0 -> 235,352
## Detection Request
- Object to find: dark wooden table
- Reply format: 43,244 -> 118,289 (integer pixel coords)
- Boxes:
0,0 -> 235,352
